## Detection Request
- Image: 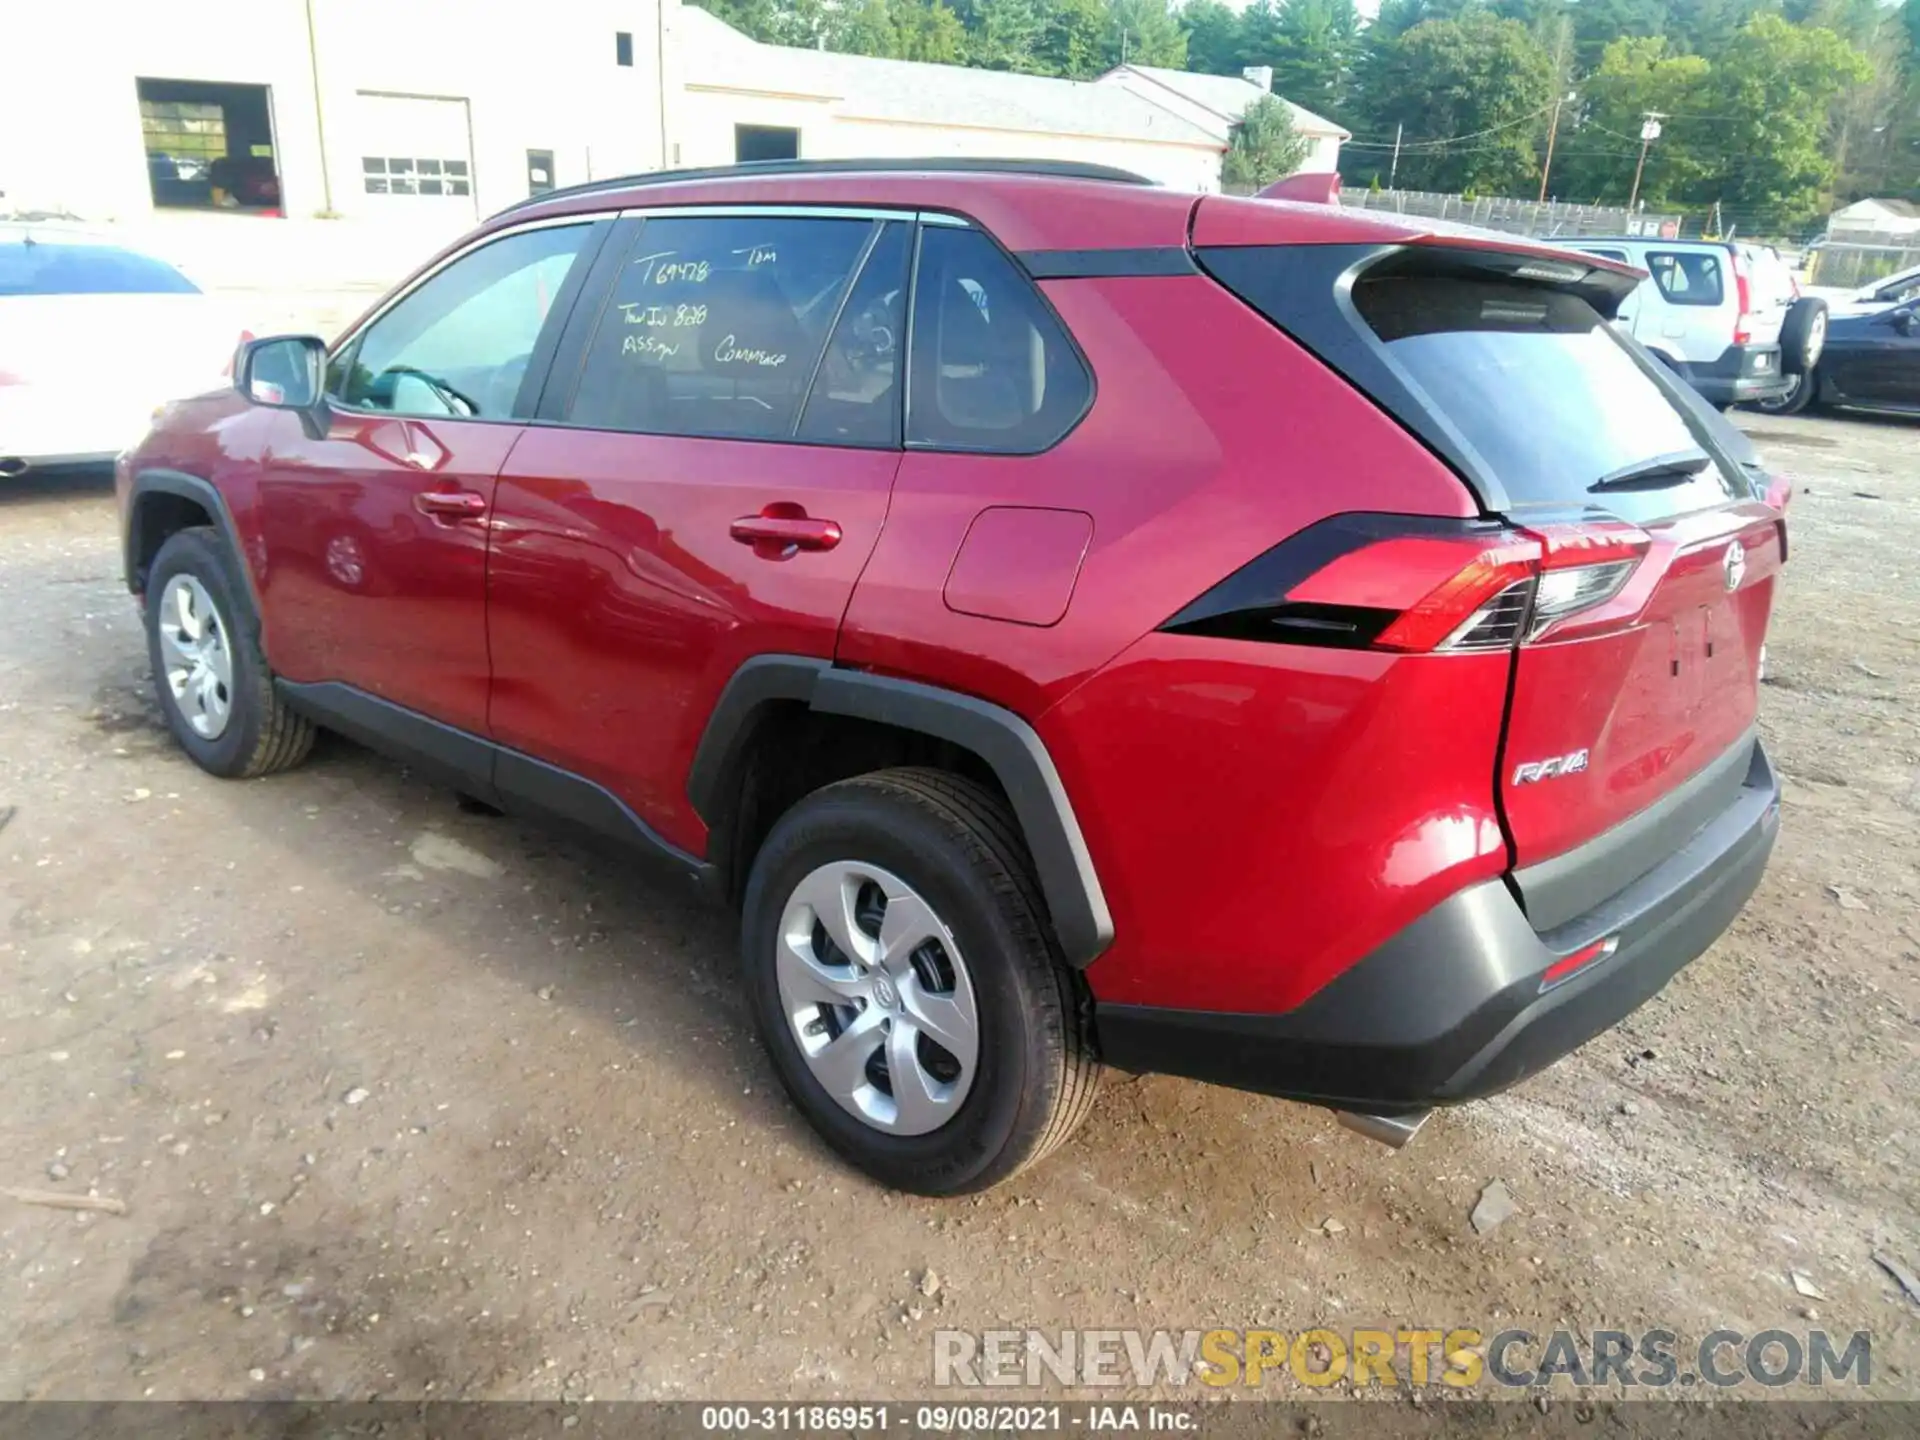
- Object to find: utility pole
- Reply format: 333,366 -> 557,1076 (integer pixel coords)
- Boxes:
1628,111 -> 1664,212
1538,91 -> 1574,203
1538,19 -> 1572,204
304,0 -> 334,214
1388,122 -> 1403,189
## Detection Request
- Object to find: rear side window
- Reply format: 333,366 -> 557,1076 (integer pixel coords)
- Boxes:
1351,273 -> 1740,519
1646,250 -> 1724,307
907,226 -> 1090,453
566,215 -> 873,440
0,239 -> 199,296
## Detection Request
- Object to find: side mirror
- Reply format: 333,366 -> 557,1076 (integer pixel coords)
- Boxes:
1895,309 -> 1919,337
237,335 -> 328,410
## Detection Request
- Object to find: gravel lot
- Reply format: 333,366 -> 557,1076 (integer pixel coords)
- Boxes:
0,409 -> 1915,1404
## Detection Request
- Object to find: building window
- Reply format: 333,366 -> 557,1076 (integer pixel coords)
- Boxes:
362,157 -> 470,198
615,31 -> 634,66
735,125 -> 799,163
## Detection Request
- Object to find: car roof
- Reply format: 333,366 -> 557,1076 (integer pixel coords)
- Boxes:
484,159 -> 1638,270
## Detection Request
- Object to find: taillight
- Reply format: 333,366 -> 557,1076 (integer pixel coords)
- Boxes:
0,368 -> 23,387
1732,255 -> 1753,345
1162,513 -> 1651,654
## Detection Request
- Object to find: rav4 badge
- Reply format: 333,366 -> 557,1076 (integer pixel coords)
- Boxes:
1512,750 -> 1591,785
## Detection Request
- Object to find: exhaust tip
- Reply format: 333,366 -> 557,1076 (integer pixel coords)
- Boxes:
1337,1109 -> 1430,1149
0,458 -> 29,478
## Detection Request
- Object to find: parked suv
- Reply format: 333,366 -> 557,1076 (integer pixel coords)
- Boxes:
1565,236 -> 1825,406
119,160 -> 1785,1195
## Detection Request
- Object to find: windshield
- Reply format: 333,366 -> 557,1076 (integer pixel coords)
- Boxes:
1352,274 -> 1743,520
0,238 -> 201,297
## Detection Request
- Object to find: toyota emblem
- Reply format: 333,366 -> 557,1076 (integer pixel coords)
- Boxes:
1723,539 -> 1747,592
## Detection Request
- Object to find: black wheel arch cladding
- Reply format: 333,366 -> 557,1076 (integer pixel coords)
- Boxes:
689,659 -> 1114,968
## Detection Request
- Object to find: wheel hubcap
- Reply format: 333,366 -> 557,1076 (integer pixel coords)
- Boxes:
156,574 -> 234,740
775,861 -> 979,1136
1804,313 -> 1826,369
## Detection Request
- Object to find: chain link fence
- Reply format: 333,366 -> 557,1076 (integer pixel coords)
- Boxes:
1805,241 -> 1920,291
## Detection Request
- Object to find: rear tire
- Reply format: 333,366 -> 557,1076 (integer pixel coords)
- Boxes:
145,527 -> 314,779
1780,297 -> 1829,375
1751,369 -> 1818,416
741,768 -> 1100,1195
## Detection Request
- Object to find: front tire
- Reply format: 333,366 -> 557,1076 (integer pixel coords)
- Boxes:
741,768 -> 1100,1195
145,527 -> 314,778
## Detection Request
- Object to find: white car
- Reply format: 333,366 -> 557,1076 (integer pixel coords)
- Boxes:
1,224 -> 243,477
1562,237 -> 1824,407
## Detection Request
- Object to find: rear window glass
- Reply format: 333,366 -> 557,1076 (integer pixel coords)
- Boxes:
1352,274 -> 1740,518
1646,250 -> 1723,307
0,239 -> 199,296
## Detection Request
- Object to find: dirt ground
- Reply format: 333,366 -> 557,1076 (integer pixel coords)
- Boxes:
0,408 -> 1915,1406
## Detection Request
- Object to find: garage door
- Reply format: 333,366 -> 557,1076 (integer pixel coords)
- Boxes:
355,93 -> 475,218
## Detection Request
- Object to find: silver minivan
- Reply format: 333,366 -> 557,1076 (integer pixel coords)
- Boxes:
1566,238 -> 1824,406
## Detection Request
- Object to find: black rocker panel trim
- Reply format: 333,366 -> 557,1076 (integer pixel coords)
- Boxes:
277,681 -> 709,881
688,660 -> 1115,968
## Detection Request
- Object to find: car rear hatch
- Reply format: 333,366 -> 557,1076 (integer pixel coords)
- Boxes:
1195,216 -> 1785,930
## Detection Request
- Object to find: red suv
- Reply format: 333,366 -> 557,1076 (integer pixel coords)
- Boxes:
118,159 -> 1785,1194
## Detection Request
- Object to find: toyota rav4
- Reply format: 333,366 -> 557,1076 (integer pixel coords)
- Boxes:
118,159 -> 1785,1195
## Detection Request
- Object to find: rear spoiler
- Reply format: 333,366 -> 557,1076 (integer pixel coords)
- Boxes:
1258,172 -> 1341,206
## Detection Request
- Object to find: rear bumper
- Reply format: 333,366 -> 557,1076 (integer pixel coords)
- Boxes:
1095,739 -> 1780,1113
1686,343 -> 1790,404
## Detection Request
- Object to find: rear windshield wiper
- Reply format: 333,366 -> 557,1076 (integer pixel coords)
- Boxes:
1588,448 -> 1713,492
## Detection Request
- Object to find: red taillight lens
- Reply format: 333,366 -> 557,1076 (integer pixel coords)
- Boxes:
0,368 -> 23,387
1371,539 -> 1538,652
1161,514 -> 1652,654
1732,258 -> 1753,345
1539,935 -> 1619,991
1369,522 -> 1649,653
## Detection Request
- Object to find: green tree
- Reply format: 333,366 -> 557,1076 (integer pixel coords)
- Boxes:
1036,0 -> 1110,75
893,0 -> 969,61
1556,35 -> 1711,205
1222,93 -> 1312,187
1180,0 -> 1244,75
1265,0 -> 1362,118
1105,0 -> 1189,68
1357,12 -> 1557,192
1683,13 -> 1872,224
963,0 -> 1051,70
1567,0 -> 1672,71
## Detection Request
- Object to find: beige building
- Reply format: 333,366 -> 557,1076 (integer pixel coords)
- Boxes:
0,0 -> 1343,229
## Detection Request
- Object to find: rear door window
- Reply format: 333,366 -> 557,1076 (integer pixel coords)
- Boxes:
1351,273 -> 1742,522
565,214 -> 874,440
0,239 -> 199,296
1646,250 -> 1724,307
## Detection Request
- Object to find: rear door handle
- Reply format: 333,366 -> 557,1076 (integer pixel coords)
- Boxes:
730,513 -> 843,553
414,490 -> 489,519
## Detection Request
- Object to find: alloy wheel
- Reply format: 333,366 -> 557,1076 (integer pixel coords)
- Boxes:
156,574 -> 235,740
775,861 -> 980,1135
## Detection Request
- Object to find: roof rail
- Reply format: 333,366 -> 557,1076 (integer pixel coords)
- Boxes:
490,156 -> 1154,220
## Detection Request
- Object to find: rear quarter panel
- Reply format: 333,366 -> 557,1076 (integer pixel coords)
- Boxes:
839,269 -> 1506,1014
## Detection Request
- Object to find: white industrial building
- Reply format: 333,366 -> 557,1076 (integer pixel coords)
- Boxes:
0,0 -> 1345,227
